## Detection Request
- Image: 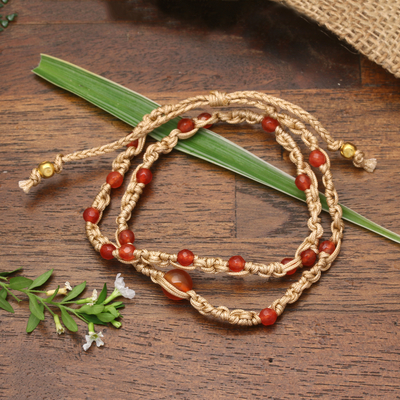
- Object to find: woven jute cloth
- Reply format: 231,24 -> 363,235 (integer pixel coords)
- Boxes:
272,0 -> 400,79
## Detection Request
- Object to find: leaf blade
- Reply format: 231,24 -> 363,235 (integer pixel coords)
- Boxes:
96,283 -> 107,305
0,268 -> 22,277
28,294 -> 45,320
9,277 -> 33,290
26,303 -> 44,333
60,307 -> 78,332
61,281 -> 86,303
28,269 -> 53,290
0,296 -> 14,313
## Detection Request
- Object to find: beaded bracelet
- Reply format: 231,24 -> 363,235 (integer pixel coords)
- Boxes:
19,91 -> 377,327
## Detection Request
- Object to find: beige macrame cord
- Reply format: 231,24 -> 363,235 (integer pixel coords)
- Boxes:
19,91 -> 376,326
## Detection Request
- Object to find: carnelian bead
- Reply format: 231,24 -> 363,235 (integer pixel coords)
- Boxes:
309,150 -> 326,167
83,207 -> 100,224
100,244 -> 116,260
177,249 -> 194,266
106,171 -> 124,189
119,230 -> 135,245
162,269 -> 193,301
259,308 -> 278,326
301,249 -> 317,267
261,116 -> 279,133
197,112 -> 212,129
295,174 -> 311,191
177,118 -> 195,133
319,240 -> 336,255
281,257 -> 296,275
127,139 -> 139,148
136,168 -> 152,184
228,256 -> 245,272
119,244 -> 135,261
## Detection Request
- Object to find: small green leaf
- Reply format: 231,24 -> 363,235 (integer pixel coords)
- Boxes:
6,13 -> 17,21
28,294 -> 44,320
76,304 -> 104,315
61,281 -> 86,303
9,277 -> 33,290
96,283 -> 107,305
106,306 -> 119,318
26,303 -> 44,333
44,286 -> 59,303
0,296 -> 14,313
1,0 -> 9,4
113,302 -> 125,310
0,268 -> 23,277
60,307 -> 78,332
0,289 -> 7,299
79,313 -> 108,326
1,20 -> 8,28
97,312 -> 116,323
28,269 -> 53,290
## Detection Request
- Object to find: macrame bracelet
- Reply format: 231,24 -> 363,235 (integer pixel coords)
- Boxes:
20,91 -> 377,327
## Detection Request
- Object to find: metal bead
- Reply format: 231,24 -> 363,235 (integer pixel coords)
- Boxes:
38,161 -> 55,178
340,142 -> 357,159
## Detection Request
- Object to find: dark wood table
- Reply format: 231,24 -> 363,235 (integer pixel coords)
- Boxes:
1,1 -> 400,399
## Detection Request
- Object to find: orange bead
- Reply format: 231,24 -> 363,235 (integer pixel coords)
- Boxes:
259,308 -> 278,326
136,168 -> 152,184
106,171 -> 124,189
197,113 -> 212,129
177,118 -> 195,133
119,244 -> 135,261
162,269 -> 193,301
295,174 -> 311,191
118,230 -> 135,245
83,207 -> 100,224
127,139 -> 139,148
177,249 -> 194,266
100,244 -> 116,260
319,240 -> 336,255
228,256 -> 245,272
261,117 -> 279,133
301,249 -> 317,267
281,257 -> 296,275
309,150 -> 326,167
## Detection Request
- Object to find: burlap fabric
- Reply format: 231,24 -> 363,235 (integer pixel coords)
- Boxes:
272,0 -> 400,79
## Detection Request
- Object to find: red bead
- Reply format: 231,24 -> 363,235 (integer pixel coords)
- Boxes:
162,269 -> 193,301
259,308 -> 278,326
295,174 -> 311,191
177,249 -> 194,266
281,257 -> 296,275
136,168 -> 152,184
301,249 -> 317,267
177,118 -> 195,133
83,207 -> 100,224
319,240 -> 336,255
261,116 -> 279,133
197,112 -> 212,129
309,150 -> 326,167
127,139 -> 139,148
119,244 -> 135,261
119,230 -> 135,245
228,256 -> 246,272
106,171 -> 124,189
100,244 -> 116,260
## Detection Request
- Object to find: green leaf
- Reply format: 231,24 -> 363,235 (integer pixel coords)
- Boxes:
109,301 -> 124,309
0,268 -> 23,277
60,307 -> 78,332
105,306 -> 119,318
26,303 -> 44,333
96,283 -> 107,305
97,312 -> 115,323
0,296 -> 14,313
28,269 -> 53,290
28,294 -> 45,320
44,286 -> 59,303
9,277 -> 33,290
0,289 -> 7,299
61,281 -> 86,303
76,304 -> 104,315
79,313 -> 108,326
1,19 -> 8,28
32,55 -> 400,245
6,13 -> 17,21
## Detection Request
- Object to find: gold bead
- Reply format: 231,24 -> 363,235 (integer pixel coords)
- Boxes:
38,161 -> 55,178
340,142 -> 357,159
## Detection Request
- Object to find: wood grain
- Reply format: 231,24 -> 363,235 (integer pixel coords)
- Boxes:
0,1 -> 399,399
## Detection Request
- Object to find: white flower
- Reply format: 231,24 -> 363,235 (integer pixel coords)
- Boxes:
54,315 -> 65,335
87,289 -> 98,306
114,273 -> 135,299
83,331 -> 105,351
65,282 -> 73,291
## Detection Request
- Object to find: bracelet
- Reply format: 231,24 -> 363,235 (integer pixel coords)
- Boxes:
19,91 -> 377,327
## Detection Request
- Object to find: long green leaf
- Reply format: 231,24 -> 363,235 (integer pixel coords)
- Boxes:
28,269 -> 53,290
32,54 -> 400,244
0,296 -> 14,313
26,303 -> 44,333
61,281 -> 86,303
28,293 -> 45,320
9,277 -> 33,290
60,306 -> 78,332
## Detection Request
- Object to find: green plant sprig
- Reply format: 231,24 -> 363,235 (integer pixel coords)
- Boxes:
0,269 -> 134,350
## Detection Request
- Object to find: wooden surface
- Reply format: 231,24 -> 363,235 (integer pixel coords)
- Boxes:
1,1 -> 400,399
